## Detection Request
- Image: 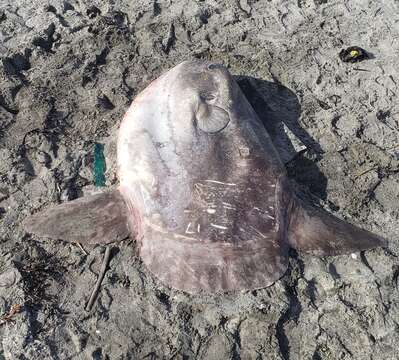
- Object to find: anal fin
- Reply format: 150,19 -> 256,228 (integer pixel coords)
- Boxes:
288,197 -> 388,256
23,189 -> 131,245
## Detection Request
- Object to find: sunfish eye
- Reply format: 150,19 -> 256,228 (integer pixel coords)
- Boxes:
199,91 -> 216,102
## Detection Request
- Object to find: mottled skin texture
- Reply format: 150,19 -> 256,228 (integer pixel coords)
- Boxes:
24,60 -> 387,294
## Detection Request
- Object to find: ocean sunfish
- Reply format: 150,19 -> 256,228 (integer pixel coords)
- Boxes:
23,60 -> 388,293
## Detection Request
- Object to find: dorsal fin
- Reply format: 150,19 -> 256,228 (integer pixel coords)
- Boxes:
288,197 -> 388,256
23,189 -> 131,245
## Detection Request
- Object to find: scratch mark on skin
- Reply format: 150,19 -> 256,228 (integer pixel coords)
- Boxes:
222,202 -> 236,210
223,205 -> 236,210
249,225 -> 267,239
197,224 -> 201,233
205,180 -> 237,186
186,222 -> 195,234
174,234 -> 198,241
211,223 -> 228,230
254,207 -> 274,219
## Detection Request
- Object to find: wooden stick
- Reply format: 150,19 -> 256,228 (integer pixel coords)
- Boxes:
355,166 -> 378,179
76,243 -> 88,256
85,246 -> 112,311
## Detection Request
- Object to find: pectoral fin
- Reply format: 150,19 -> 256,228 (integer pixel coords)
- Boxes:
195,103 -> 230,133
288,197 -> 388,256
23,189 -> 131,245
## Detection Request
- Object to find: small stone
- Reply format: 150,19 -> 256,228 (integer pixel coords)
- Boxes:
97,95 -> 115,111
0,268 -> 21,288
339,46 -> 369,63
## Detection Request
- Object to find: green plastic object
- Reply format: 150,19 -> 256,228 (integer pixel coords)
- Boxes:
93,142 -> 106,187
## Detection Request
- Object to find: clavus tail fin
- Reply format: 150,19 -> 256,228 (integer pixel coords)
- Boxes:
23,189 -> 131,245
288,197 -> 388,256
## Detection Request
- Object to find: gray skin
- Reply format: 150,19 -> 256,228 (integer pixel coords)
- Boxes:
24,60 -> 388,294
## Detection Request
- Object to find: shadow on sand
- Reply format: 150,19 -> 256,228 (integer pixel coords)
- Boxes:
235,76 -> 328,200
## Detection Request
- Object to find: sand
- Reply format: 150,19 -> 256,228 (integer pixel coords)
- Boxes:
0,0 -> 398,358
